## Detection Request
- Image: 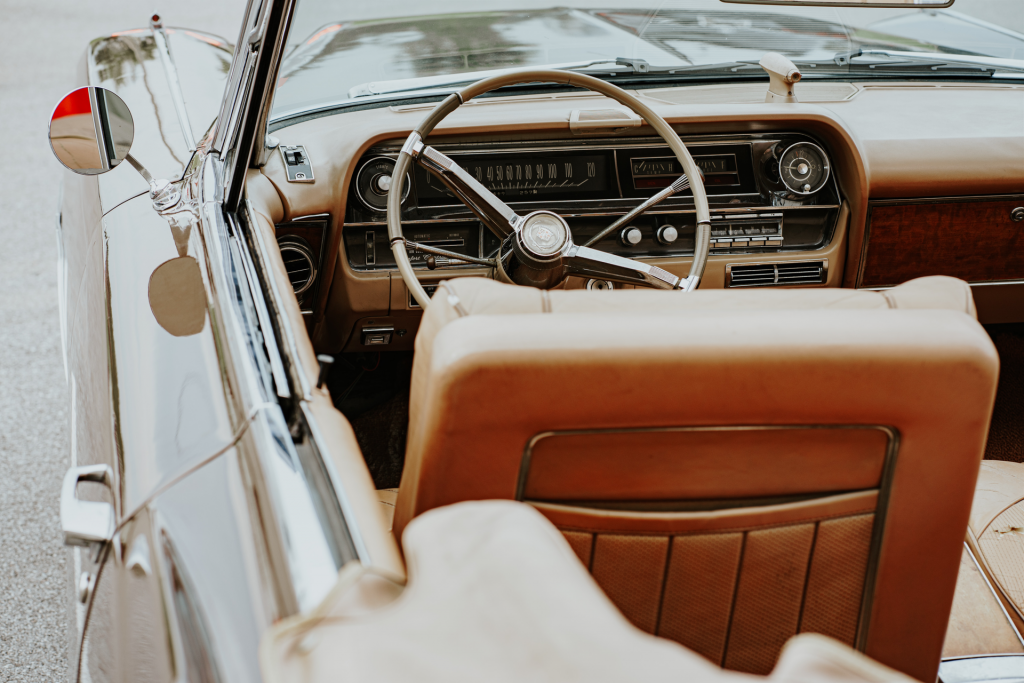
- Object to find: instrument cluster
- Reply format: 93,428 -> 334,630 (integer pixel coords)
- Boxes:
343,134 -> 841,273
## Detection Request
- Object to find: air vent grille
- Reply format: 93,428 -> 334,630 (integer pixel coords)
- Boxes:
726,260 -> 827,288
278,238 -> 317,295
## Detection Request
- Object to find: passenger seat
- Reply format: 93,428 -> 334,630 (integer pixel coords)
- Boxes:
392,275 -> 997,682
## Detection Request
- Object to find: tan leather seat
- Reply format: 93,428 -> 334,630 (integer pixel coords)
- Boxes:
262,501 -> 917,683
394,275 -> 997,682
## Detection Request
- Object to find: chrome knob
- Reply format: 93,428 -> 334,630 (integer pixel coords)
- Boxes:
656,225 -> 678,245
1013,207 -> 1024,222
621,226 -> 642,246
373,174 -> 392,193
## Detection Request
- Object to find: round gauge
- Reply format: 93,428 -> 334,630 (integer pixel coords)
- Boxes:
778,142 -> 830,196
354,156 -> 410,212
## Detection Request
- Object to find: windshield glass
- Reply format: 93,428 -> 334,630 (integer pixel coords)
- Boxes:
271,0 -> 1024,121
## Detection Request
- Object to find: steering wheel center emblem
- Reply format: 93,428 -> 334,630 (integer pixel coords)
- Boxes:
518,211 -> 570,258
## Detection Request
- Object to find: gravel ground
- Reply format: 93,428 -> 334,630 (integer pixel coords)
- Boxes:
0,3 -> 242,679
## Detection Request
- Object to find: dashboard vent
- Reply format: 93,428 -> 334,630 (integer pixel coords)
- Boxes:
278,237 -> 317,295
726,260 -> 827,288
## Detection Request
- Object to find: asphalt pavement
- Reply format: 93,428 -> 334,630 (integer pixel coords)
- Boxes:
0,3 -> 242,679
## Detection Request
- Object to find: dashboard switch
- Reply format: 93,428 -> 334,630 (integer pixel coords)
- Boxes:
621,226 -> 642,246
280,145 -> 314,183
656,225 -> 678,245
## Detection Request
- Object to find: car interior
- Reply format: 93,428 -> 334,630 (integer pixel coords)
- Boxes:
242,44 -> 1024,680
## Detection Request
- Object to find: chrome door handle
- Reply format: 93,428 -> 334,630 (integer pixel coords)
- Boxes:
61,465 -> 115,547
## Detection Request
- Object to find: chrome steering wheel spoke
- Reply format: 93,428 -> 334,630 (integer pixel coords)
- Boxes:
407,135 -> 519,239
564,245 -> 682,290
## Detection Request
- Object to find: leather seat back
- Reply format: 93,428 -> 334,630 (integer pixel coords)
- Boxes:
395,276 -> 997,682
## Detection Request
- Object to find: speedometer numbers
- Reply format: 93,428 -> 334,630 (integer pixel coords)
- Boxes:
778,142 -> 830,196
416,154 -> 609,203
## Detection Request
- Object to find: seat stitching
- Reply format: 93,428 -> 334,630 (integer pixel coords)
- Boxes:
541,290 -> 552,313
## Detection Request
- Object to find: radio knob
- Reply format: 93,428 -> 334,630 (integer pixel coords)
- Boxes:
656,225 -> 678,245
373,174 -> 392,194
621,226 -> 643,246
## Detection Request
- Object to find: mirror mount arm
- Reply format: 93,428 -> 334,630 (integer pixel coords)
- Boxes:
759,52 -> 801,103
126,153 -> 181,212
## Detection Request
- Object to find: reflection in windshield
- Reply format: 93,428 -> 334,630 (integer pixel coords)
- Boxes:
271,0 -> 1024,119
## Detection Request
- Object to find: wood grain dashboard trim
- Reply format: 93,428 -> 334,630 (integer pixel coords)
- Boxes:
857,195 -> 1024,288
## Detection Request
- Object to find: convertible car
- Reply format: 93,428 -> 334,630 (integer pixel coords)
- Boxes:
51,0 -> 1024,680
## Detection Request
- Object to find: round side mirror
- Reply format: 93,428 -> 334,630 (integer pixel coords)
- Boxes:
49,86 -> 135,175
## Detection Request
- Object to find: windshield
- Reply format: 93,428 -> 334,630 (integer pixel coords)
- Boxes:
271,0 -> 1024,121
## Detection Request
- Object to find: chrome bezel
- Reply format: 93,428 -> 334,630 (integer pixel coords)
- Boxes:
278,239 -> 318,295
355,156 -> 410,212
515,210 -> 572,261
778,142 -> 830,196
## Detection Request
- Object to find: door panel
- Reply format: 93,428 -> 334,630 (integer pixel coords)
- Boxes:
79,510 -> 174,683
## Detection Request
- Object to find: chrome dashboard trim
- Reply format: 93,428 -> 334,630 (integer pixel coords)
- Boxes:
344,204 -> 841,227
350,133 -> 836,214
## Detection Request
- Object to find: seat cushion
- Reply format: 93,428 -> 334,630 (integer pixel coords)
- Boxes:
260,501 -> 917,683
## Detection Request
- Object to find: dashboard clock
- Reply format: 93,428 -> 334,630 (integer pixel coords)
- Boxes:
778,142 -> 830,196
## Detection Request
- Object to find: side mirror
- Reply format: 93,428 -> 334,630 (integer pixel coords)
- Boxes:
49,86 -> 135,175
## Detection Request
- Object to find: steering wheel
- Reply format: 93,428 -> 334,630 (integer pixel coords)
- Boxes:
388,70 -> 711,308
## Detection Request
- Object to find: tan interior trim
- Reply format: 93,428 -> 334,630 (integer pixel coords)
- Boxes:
516,424 -> 893,503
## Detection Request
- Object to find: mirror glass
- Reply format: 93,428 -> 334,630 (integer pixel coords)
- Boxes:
49,86 -> 134,175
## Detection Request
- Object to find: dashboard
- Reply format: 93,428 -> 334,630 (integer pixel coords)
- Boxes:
342,134 -> 841,290
248,81 -> 1024,352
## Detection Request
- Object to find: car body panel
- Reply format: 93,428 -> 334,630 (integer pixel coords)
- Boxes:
101,191 -> 238,514
149,448 -> 272,683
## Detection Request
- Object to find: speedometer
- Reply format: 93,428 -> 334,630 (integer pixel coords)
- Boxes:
778,142 -> 829,196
